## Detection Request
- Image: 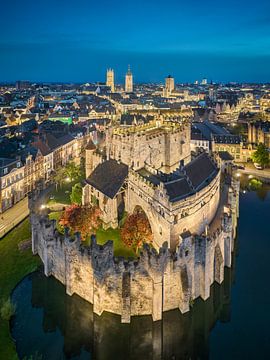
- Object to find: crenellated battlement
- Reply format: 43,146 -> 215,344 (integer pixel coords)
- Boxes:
31,178 -> 239,323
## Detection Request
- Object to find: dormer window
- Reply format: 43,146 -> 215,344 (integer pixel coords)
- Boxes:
3,168 -> 8,175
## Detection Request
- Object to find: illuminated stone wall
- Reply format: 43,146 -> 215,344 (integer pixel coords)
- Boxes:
30,179 -> 239,324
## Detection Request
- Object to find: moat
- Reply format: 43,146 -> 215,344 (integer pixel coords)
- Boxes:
11,186 -> 270,360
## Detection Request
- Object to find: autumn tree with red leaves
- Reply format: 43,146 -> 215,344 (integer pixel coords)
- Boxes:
59,204 -> 101,240
120,210 -> 153,254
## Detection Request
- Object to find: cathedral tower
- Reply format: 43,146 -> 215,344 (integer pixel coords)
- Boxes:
163,75 -> 175,97
125,65 -> 133,93
106,68 -> 115,92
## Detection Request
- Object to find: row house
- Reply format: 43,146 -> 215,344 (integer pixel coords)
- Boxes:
212,134 -> 255,162
23,147 -> 52,195
0,157 -> 25,213
0,132 -> 90,213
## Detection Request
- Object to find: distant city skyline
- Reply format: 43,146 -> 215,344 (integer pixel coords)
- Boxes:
1,0 -> 270,83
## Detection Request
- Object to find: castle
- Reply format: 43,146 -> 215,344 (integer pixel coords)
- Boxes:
83,119 -> 220,249
31,116 -> 240,323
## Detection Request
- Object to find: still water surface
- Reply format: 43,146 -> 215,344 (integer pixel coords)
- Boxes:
11,187 -> 270,359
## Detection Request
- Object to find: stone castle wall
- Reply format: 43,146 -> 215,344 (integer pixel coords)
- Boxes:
31,180 -> 239,324
127,168 -> 221,249
106,120 -> 191,173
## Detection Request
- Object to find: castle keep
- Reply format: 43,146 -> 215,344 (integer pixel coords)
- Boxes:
83,119 -> 220,249
31,117 -> 240,323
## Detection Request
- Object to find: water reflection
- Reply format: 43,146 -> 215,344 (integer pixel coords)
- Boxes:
12,257 -> 236,360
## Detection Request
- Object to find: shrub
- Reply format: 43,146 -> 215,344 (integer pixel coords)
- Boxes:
70,183 -> 82,205
249,178 -> 263,190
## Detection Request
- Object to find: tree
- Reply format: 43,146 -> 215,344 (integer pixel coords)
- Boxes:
64,162 -> 82,182
252,143 -> 269,168
70,183 -> 82,204
59,204 -> 101,239
120,211 -> 153,254
52,167 -> 66,190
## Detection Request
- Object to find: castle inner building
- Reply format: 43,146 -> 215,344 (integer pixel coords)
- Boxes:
83,118 -> 221,249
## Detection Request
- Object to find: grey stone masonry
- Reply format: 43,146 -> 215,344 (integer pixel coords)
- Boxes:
30,179 -> 239,323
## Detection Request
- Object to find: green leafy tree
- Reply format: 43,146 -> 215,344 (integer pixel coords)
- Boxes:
52,167 -> 66,190
70,183 -> 82,204
252,143 -> 269,168
64,162 -> 82,182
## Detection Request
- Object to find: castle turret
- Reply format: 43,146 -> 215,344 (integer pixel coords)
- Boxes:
85,140 -> 96,178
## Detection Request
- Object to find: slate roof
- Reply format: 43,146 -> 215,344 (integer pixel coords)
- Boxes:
0,157 -> 22,177
0,157 -> 15,168
184,152 -> 217,190
164,178 -> 192,202
86,160 -> 128,199
137,153 -> 218,202
45,133 -> 74,150
213,134 -> 241,144
218,151 -> 234,161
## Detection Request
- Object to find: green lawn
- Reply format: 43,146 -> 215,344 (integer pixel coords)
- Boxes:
0,219 -> 41,360
46,181 -> 77,205
83,228 -> 135,258
49,211 -> 64,233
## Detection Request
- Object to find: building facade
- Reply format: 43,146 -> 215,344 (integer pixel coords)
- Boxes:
0,158 -> 25,213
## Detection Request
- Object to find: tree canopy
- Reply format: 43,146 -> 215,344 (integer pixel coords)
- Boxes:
252,143 -> 269,168
120,210 -> 153,254
59,204 -> 101,240
65,162 -> 82,182
70,183 -> 82,205
53,162 -> 82,189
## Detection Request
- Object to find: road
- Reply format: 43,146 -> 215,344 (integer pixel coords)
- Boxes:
0,197 -> 29,238
236,163 -> 270,182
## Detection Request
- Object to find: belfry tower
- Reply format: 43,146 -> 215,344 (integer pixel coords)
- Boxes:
125,65 -> 133,93
106,68 -> 115,92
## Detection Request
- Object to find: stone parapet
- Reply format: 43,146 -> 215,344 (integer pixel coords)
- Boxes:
31,179 -> 239,323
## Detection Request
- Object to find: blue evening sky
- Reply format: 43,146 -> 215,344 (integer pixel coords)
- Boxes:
0,0 -> 269,83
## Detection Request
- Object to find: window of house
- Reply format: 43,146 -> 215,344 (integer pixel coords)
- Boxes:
3,168 -> 8,175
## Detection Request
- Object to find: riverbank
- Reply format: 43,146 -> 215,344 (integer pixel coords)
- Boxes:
0,219 -> 41,360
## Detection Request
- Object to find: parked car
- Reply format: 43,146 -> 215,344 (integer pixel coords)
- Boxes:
254,163 -> 263,170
